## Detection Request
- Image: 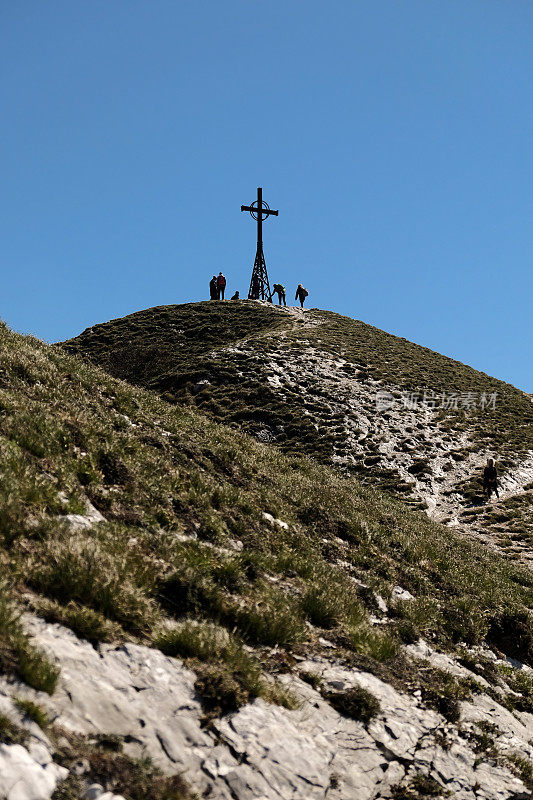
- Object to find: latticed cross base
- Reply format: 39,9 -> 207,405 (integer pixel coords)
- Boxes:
248,247 -> 272,301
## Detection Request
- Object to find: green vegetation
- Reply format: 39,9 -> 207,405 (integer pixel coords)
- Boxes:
498,665 -> 533,713
391,774 -> 450,799
321,685 -> 381,725
63,302 -> 341,464
309,310 -> 533,464
417,668 -> 479,723
156,620 -> 297,716
0,581 -> 59,693
506,753 -> 533,791
468,720 -> 500,757
0,314 -> 530,720
62,301 -> 288,385
301,572 -> 364,629
299,670 -> 322,689
26,530 -> 159,634
487,609 -> 533,665
14,697 -> 49,729
456,650 -> 500,685
35,599 -> 120,644
464,490 -> 533,553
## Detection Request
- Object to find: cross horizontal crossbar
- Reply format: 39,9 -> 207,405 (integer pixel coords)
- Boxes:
241,205 -> 278,216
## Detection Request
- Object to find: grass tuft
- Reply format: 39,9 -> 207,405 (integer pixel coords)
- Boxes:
26,531 -> 158,634
0,581 -> 59,694
156,620 -> 297,715
17,646 -> 60,695
14,697 -> 49,728
301,577 -> 363,630
228,587 -> 306,647
322,685 -> 381,725
487,609 -> 533,666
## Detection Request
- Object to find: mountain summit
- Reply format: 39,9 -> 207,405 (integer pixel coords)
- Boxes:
64,300 -> 533,565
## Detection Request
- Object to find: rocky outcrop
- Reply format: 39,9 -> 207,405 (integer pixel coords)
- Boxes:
0,692 -> 68,800
0,617 -> 529,800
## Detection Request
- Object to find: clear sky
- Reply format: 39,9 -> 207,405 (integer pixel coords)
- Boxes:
2,1 -> 533,390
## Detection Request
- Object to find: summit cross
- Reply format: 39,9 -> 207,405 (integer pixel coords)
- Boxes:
241,187 -> 278,301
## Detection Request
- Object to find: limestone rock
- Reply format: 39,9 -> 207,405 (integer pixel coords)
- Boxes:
5,616 -> 528,800
262,512 -> 289,530
99,794 -> 127,800
193,379 -> 211,394
82,787 -> 105,800
391,585 -> 415,602
0,744 -> 67,800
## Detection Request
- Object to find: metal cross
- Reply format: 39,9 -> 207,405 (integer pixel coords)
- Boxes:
241,187 -> 278,300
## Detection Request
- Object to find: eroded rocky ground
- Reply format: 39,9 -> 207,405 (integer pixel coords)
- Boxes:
0,615 -> 531,800
221,304 -> 533,567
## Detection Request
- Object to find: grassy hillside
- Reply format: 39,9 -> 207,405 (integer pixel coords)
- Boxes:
61,302 -> 340,463
1,313 -> 533,795
62,302 -> 289,387
62,302 -> 533,504
0,318 -> 531,700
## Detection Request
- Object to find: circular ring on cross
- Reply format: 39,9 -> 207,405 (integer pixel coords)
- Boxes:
249,199 -> 271,221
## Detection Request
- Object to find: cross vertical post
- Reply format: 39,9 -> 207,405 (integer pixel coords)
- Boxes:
241,187 -> 278,301
257,186 -> 262,257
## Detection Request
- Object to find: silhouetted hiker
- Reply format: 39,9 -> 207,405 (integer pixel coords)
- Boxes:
272,283 -> 286,306
295,284 -> 308,308
483,458 -> 499,501
209,275 -> 219,300
250,275 -> 260,300
217,272 -> 227,300
230,290 -> 240,300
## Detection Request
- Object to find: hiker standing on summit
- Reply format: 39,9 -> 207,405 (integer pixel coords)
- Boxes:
209,275 -> 219,300
295,284 -> 308,308
272,283 -> 286,306
217,272 -> 227,300
483,458 -> 499,501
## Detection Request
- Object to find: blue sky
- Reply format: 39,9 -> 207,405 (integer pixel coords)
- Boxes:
2,1 -> 533,390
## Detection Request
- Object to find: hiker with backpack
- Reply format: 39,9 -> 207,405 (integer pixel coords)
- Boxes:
272,283 -> 286,306
483,458 -> 499,501
217,272 -> 227,300
209,275 -> 219,300
295,284 -> 308,308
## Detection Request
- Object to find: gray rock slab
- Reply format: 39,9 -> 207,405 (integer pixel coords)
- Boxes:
23,616 -> 220,794
7,617 -> 528,800
0,744 -> 67,800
